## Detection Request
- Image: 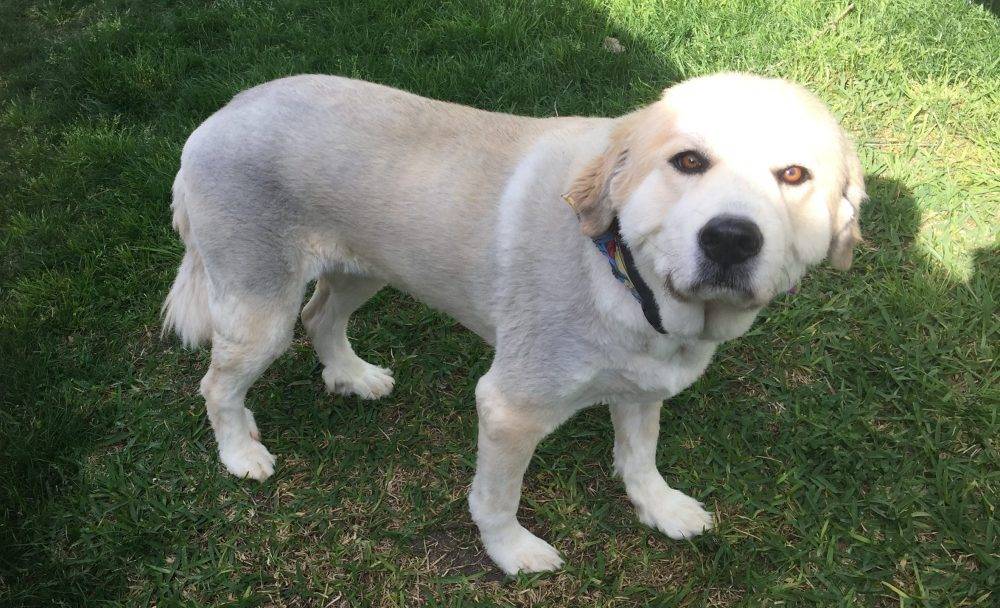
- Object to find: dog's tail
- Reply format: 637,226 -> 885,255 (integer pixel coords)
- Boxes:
161,170 -> 213,348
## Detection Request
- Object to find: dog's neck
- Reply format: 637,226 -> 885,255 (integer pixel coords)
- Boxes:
591,217 -> 667,335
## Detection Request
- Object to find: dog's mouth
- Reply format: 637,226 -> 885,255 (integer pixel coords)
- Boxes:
665,271 -> 762,310
663,273 -> 695,303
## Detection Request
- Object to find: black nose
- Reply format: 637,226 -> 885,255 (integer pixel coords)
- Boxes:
698,214 -> 763,266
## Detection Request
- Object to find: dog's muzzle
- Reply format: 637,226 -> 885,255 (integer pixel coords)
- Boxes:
692,214 -> 762,300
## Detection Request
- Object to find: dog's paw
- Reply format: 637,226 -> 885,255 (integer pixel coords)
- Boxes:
219,438 -> 276,481
482,526 -> 564,575
323,358 -> 394,399
635,487 -> 714,539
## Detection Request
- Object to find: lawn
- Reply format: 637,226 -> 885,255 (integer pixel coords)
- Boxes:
1,0 -> 997,605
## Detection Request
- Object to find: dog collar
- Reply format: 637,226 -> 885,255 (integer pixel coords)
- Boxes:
592,218 -> 667,334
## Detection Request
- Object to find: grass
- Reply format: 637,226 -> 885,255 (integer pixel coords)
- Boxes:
1,0 -> 997,605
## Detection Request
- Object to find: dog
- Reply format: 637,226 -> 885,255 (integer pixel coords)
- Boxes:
162,73 -> 865,574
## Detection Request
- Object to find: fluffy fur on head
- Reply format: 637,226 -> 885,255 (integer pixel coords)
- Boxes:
567,73 -> 866,317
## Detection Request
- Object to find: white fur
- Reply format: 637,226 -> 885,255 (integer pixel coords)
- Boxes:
162,73 -> 864,574
161,175 -> 212,348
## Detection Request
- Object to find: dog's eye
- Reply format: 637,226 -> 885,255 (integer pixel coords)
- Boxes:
777,165 -> 810,185
670,151 -> 709,175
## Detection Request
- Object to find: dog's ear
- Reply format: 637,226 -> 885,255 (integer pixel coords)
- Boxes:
563,119 -> 634,237
828,137 -> 867,270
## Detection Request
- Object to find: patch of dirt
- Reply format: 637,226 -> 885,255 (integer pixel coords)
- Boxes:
408,526 -> 506,583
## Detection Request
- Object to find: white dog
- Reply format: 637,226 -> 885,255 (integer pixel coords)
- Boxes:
163,73 -> 865,574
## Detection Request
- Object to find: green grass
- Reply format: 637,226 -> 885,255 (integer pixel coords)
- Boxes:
1,0 -> 997,605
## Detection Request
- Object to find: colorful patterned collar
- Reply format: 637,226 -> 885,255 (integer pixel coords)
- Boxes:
592,218 -> 667,334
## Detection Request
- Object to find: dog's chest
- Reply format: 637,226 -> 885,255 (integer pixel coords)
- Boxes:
583,339 -> 717,404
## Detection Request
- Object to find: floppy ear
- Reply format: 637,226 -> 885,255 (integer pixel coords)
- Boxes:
828,137 -> 867,270
563,120 -> 634,237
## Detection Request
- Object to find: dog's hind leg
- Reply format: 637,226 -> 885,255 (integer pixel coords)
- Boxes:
200,283 -> 304,481
301,272 -> 393,399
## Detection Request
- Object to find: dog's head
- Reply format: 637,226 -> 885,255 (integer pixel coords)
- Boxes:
565,73 -> 865,339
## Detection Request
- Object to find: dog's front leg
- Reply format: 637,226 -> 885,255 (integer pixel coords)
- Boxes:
610,401 -> 714,539
468,376 -> 565,575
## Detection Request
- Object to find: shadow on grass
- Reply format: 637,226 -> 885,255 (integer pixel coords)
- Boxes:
972,0 -> 1000,18
683,172 -> 997,601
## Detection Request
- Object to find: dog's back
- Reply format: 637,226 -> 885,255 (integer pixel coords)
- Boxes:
165,75 -> 575,340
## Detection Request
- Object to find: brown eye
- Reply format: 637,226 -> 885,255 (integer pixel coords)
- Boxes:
670,151 -> 709,174
777,165 -> 810,185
